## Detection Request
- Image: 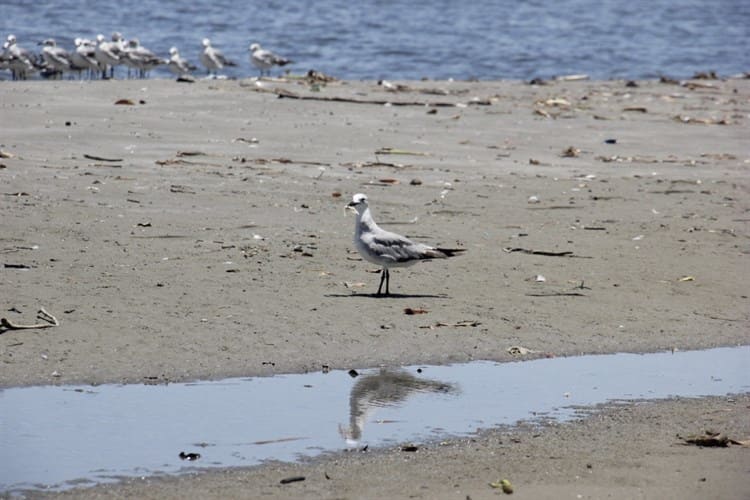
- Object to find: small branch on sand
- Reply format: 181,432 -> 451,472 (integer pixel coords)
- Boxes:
83,154 -> 123,162
252,87 -> 493,107
503,247 -> 588,258
0,308 -> 59,333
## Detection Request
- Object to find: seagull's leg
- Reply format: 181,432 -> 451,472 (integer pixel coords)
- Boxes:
384,268 -> 390,295
377,268 -> 386,295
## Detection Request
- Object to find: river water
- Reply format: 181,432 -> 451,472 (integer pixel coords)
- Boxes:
2,0 -> 748,80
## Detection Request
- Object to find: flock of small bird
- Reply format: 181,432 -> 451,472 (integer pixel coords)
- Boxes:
1,33 -> 292,80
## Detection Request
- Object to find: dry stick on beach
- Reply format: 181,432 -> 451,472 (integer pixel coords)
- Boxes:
252,87 -> 493,107
0,308 -> 59,333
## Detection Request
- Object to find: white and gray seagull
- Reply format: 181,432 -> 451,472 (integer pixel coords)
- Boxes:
249,42 -> 291,77
347,193 -> 465,296
200,38 -> 236,77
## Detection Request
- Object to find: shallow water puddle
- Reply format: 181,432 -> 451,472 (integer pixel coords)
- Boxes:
1,346 -> 748,493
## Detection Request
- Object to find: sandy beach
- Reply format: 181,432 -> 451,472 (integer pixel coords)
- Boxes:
1,76 -> 748,498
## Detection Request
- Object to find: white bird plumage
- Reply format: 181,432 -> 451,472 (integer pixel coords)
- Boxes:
347,193 -> 465,296
249,42 -> 291,77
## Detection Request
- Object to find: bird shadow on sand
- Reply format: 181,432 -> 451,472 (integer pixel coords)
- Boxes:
325,292 -> 450,299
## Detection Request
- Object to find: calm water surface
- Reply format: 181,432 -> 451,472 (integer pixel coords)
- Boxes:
1,346 -> 748,493
2,0 -> 749,80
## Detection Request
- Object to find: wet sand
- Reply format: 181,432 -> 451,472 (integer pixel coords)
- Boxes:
1,77 -> 748,498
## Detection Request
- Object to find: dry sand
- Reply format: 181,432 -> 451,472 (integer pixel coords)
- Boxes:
1,76 -> 748,498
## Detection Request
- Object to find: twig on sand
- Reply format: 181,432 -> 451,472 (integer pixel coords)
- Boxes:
253,87 -> 493,107
0,308 -> 59,333
83,154 -> 123,162
503,247 -> 585,258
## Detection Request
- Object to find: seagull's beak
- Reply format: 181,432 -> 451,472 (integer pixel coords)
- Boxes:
345,201 -> 358,215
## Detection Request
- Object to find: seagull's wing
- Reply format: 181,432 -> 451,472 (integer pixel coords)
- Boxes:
365,229 -> 434,263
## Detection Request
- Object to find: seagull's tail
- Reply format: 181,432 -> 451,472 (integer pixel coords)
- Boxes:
434,248 -> 466,258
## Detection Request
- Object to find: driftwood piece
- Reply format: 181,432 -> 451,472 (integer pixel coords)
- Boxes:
0,308 -> 59,333
255,87 -> 493,107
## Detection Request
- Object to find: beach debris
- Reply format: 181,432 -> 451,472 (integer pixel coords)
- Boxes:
343,281 -> 367,289
176,150 -> 207,157
176,75 -> 196,83
378,178 -> 400,185
673,115 -> 730,125
234,137 -> 259,144
375,147 -> 429,156
379,79 -> 411,92
419,320 -> 481,329
490,478 -> 514,494
178,452 -> 201,461
348,369 -> 359,378
342,160 -> 407,169
409,178 -> 423,186
114,98 -> 136,105
626,80 -> 639,87
304,69 -> 337,83
526,291 -> 586,297
533,108 -> 552,118
604,138 -> 617,144
0,150 -> 15,159
623,106 -> 648,113
678,430 -> 734,447
83,153 -> 123,162
660,76 -> 680,85
555,74 -> 589,81
692,71 -> 718,80
0,308 -> 59,333
503,247 -> 574,257
678,276 -> 695,282
262,87 -> 492,107
534,274 -> 546,282
169,184 -> 195,194
507,346 -> 538,356
539,97 -> 571,107
528,158 -> 541,165
279,476 -> 306,484
561,146 -> 580,157
401,444 -> 419,452
404,307 -> 429,315
4,263 -> 32,269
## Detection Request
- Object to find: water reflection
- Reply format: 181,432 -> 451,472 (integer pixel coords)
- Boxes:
1,346 -> 747,493
339,369 -> 457,445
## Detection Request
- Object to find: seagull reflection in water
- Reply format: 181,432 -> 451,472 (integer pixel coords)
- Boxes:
339,369 -> 458,446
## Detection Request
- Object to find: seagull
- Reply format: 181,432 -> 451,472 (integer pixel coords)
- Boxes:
95,33 -> 121,79
347,193 -> 465,296
4,35 -> 40,80
122,39 -> 162,78
166,46 -> 196,77
199,38 -> 236,77
249,42 -> 291,77
71,38 -> 100,79
39,39 -> 74,79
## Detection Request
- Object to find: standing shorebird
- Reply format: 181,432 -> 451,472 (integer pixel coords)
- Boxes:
347,193 -> 465,296
200,38 -> 236,78
166,46 -> 196,77
249,42 -> 291,77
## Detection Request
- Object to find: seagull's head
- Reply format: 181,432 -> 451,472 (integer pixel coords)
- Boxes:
169,47 -> 178,56
249,43 -> 260,52
346,193 -> 369,215
202,38 -> 211,47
